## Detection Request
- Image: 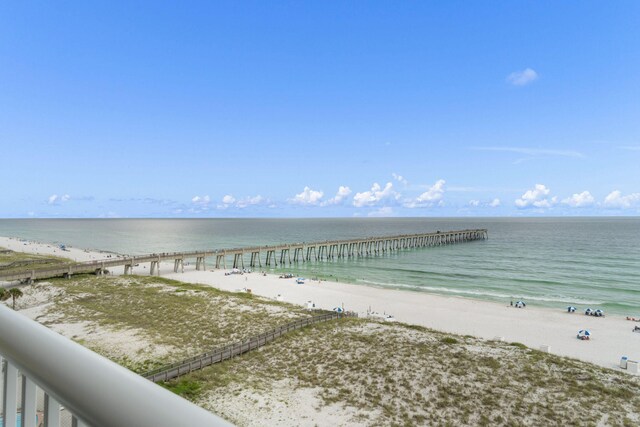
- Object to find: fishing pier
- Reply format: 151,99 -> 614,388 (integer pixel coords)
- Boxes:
0,229 -> 487,283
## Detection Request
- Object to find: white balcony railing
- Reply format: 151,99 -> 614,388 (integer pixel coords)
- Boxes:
0,303 -> 232,427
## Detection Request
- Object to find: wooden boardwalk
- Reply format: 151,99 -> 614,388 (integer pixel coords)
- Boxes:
143,311 -> 345,383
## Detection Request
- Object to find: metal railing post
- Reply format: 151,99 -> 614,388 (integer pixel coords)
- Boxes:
44,394 -> 61,427
3,360 -> 19,427
21,375 -> 38,427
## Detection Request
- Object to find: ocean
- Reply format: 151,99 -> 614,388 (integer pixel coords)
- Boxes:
0,218 -> 638,315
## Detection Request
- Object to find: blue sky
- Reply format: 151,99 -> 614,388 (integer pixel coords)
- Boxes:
1,1 -> 638,218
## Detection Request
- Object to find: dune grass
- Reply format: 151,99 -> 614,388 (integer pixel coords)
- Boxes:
41,275 -> 315,372
33,274 -> 640,425
170,319 -> 640,426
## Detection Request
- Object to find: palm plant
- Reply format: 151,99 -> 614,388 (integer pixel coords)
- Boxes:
1,288 -> 24,310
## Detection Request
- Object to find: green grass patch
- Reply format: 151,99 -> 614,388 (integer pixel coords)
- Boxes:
159,380 -> 203,400
509,342 -> 528,349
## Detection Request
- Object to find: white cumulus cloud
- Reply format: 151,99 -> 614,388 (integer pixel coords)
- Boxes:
603,190 -> 640,209
489,198 -> 501,207
416,179 -> 445,203
291,187 -> 324,205
353,182 -> 398,208
515,184 -> 557,208
217,194 -> 266,209
325,186 -> 352,205
469,200 -> 480,207
405,179 -> 445,208
216,195 -> 237,209
507,68 -> 539,86
562,191 -> 595,208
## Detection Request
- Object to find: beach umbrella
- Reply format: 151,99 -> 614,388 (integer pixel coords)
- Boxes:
577,329 -> 591,339
584,308 -> 592,315
333,307 -> 344,313
595,309 -> 604,317
567,306 -> 576,313
515,300 -> 526,308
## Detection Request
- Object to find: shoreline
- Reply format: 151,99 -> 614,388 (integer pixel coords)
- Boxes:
2,235 -> 639,372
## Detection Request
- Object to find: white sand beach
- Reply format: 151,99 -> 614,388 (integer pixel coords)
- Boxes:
0,236 -> 117,263
163,269 -> 640,372
2,236 -> 639,372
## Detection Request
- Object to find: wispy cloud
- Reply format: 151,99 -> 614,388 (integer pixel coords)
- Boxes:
391,173 -> 408,186
473,146 -> 584,158
98,211 -> 120,218
447,185 -> 519,193
235,195 -> 266,208
47,194 -> 71,205
468,198 -> 501,208
191,195 -> 211,206
506,68 -> 538,86
367,207 -> 394,217
188,195 -> 212,214
109,197 -> 175,206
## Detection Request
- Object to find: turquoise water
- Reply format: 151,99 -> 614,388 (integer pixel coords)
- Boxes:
0,218 -> 638,315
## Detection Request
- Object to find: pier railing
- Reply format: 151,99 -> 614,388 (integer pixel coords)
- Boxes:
143,311 -> 345,383
0,304 -> 232,427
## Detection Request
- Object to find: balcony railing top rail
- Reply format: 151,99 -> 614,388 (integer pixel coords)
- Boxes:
0,303 -> 233,427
